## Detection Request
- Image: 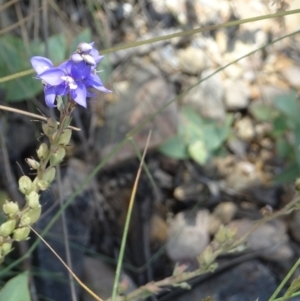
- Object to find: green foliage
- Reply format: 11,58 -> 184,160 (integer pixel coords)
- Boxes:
0,272 -> 31,301
0,29 -> 91,102
159,106 -> 233,165
251,91 -> 300,183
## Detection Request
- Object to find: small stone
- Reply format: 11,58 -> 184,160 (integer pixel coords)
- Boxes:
208,215 -> 222,235
212,202 -> 237,224
82,256 -> 137,301
289,210 -> 300,242
224,80 -> 250,110
184,69 -> 225,120
166,210 -> 209,264
235,117 -> 255,141
281,66 -> 300,88
229,218 -> 293,261
177,46 -> 208,75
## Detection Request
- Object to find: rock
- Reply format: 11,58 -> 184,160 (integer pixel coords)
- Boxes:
224,79 -> 250,110
227,137 -> 248,157
208,203 -> 237,236
212,202 -> 237,224
93,61 -> 178,167
224,160 -> 259,192
177,46 -> 208,75
82,256 -> 138,301
166,210 -> 210,265
228,218 -> 293,261
289,210 -> 300,243
183,69 -> 226,120
150,213 -> 168,245
208,214 -> 222,235
281,66 -> 300,88
235,117 -> 255,141
170,260 -> 277,301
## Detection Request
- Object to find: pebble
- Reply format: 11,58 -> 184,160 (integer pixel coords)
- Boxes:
224,79 -> 250,110
229,218 -> 293,261
183,69 -> 226,120
289,210 -> 300,243
166,209 -> 210,265
177,46 -> 209,75
235,117 -> 255,141
82,256 -> 138,301
281,66 -> 300,88
212,202 -> 237,224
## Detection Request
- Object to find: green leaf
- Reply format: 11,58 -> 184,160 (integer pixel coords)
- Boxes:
273,164 -> 300,184
0,35 -> 44,101
159,135 -> 189,159
273,91 -> 299,119
276,138 -> 292,159
0,272 -> 31,301
47,34 -> 66,64
293,124 -> 300,171
250,103 -> 274,121
188,140 -> 209,165
272,115 -> 289,136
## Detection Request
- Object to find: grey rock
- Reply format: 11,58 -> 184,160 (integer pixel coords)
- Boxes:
167,209 -> 210,265
177,46 -> 209,75
224,80 -> 250,110
184,69 -> 226,120
82,256 -> 138,301
289,210 -> 300,243
281,66 -> 300,88
229,219 -> 293,262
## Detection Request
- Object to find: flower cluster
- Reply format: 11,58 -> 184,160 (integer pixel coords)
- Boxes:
30,42 -> 110,108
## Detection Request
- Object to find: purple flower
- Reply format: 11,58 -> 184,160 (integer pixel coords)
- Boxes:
30,43 -> 111,108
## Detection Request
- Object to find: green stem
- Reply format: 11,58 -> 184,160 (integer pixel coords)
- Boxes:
111,135 -> 151,301
38,101 -> 75,178
268,258 -> 300,301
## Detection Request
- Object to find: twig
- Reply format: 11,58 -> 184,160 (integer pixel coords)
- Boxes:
111,132 -> 152,301
0,105 -> 81,131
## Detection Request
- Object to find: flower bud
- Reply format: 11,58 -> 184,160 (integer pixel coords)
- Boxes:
82,54 -> 96,66
3,201 -> 19,215
36,179 -> 49,191
42,167 -> 56,183
20,206 -> 41,226
50,146 -> 66,166
26,158 -> 40,170
25,191 -> 40,209
13,227 -> 30,241
0,220 -> 16,236
47,117 -> 58,129
71,53 -> 83,63
295,178 -> 300,191
1,242 -> 12,255
57,129 -> 72,145
78,42 -> 93,53
198,246 -> 214,268
42,124 -> 57,137
19,176 -> 33,195
214,225 -> 227,244
37,143 -> 48,160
